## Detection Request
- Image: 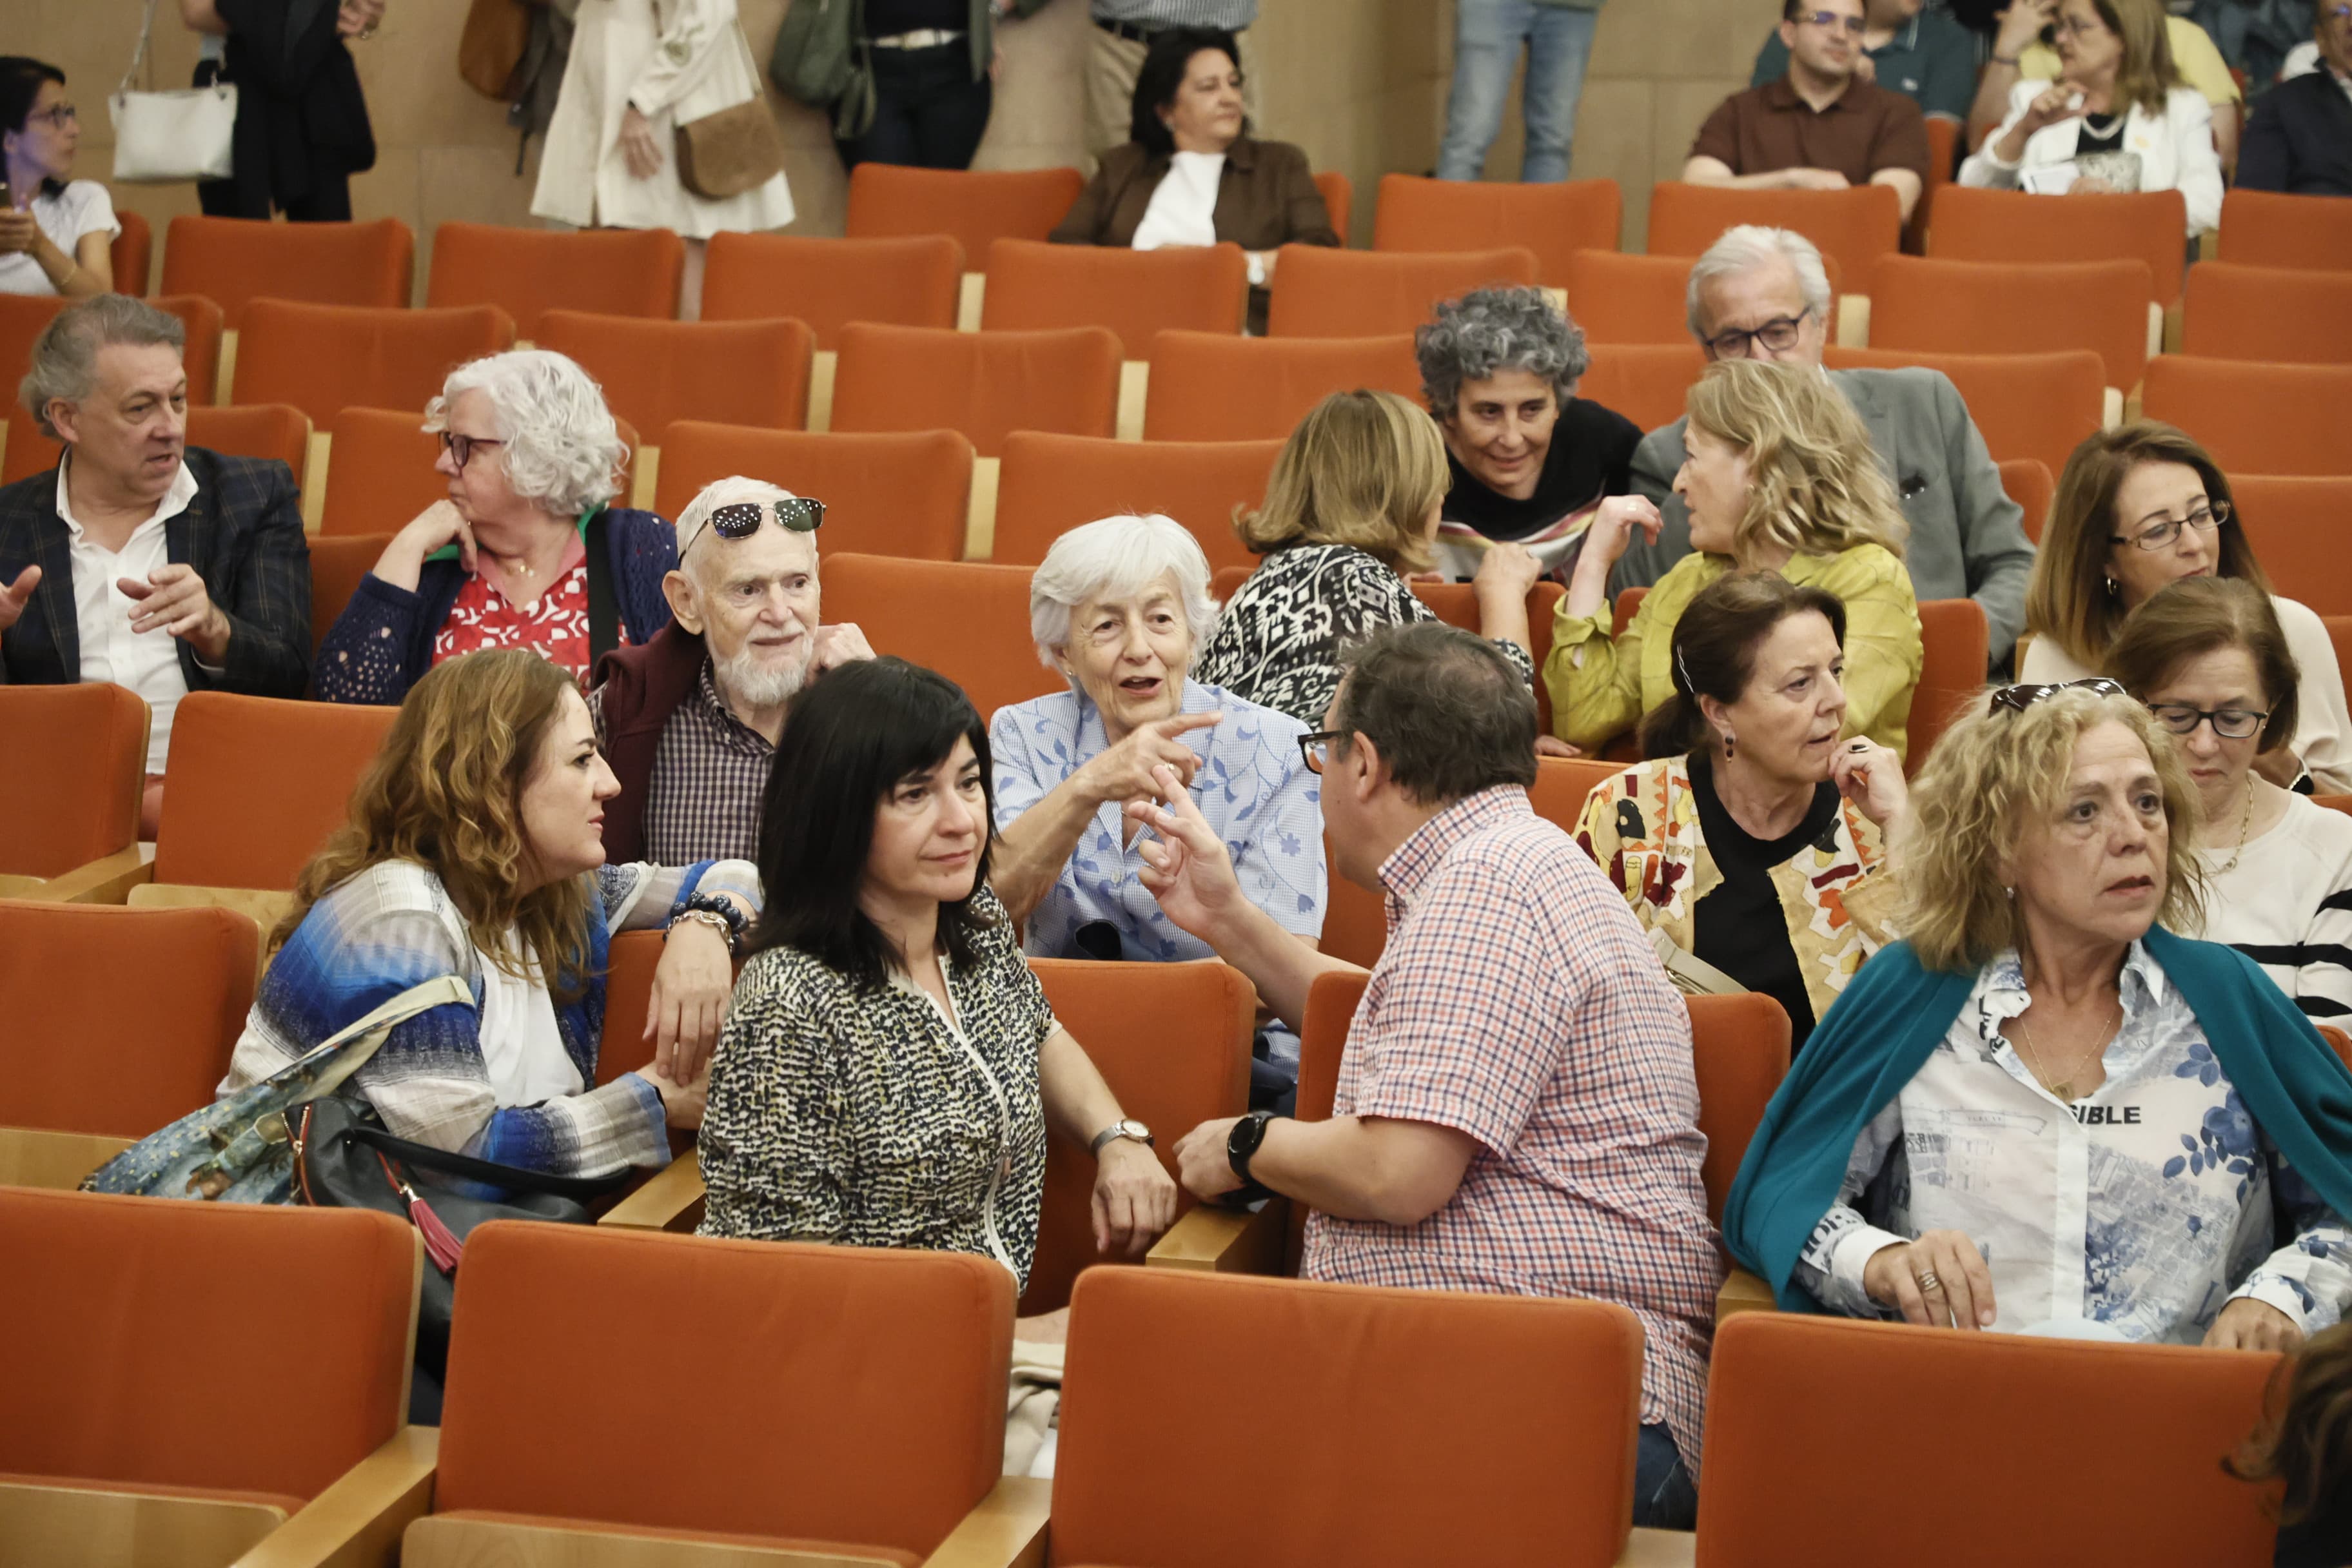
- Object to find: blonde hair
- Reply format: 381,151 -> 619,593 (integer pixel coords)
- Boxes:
273,649 -> 599,1003
1684,359 -> 1908,569
1896,684 -> 2204,972
2091,0 -> 2183,117
1239,390 -> 1449,574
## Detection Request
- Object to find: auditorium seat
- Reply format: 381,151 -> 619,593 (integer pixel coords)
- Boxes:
993,432 -> 1280,573
186,402 -> 311,484
1054,1267 -> 1656,1568
654,422 -> 974,562
1372,173 -> 1622,286
1578,342 -> 1708,433
982,239 -> 1249,357
233,301 -> 516,427
1824,346 -> 2104,483
159,214 -> 414,328
1,293 -> 224,483
1687,993 -> 1793,1228
830,323 -> 1121,456
0,684 -> 146,894
1143,329 -> 1422,442
1999,457 -> 2055,546
109,207 -> 150,295
425,222 -> 683,337
308,533 -> 392,660
588,931 -> 666,1086
320,405 -> 638,539
1910,599 -> 1989,773
1408,578 -> 1569,729
0,1188 -> 429,1564
2216,188 -> 2352,273
534,310 -> 814,437
1567,248 -> 1841,348
1866,255 -> 2155,398
844,162 -> 1085,264
1927,184 -> 2191,308
700,232 -> 963,348
1315,170 -> 1353,240
1647,181 -> 1901,302
2181,262 -> 2352,366
1267,244 -> 1540,337
2141,358 -> 2352,478
813,554 -> 1060,721
2232,477 -> 2352,616
1527,756 -> 1625,835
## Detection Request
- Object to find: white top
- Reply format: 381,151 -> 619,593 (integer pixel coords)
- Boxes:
0,179 -> 119,297
473,941 -> 587,1106
55,455 -> 202,774
1131,151 -> 1225,253
2195,792 -> 2352,1023
2019,593 -> 2352,794
1958,79 -> 2223,233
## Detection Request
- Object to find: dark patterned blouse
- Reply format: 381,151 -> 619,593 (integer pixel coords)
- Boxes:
1192,544 -> 1536,726
696,886 -> 1055,1289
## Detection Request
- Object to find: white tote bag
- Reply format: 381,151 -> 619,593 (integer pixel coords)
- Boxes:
109,0 -> 239,183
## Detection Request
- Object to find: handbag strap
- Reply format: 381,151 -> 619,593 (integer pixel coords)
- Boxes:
120,0 -> 162,97
344,1120 -> 634,1199
285,974 -> 476,1103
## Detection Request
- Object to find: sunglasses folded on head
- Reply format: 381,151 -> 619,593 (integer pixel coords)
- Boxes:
709,497 -> 825,538
1987,677 -> 2126,716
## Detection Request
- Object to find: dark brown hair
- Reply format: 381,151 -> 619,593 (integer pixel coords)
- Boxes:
1333,622 -> 1536,805
2105,576 -> 2301,752
1642,571 -> 1848,759
2229,1322 -> 2352,1529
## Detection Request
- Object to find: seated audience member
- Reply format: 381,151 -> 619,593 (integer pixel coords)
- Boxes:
1132,622 -> 1720,1529
1683,0 -> 1932,222
1725,680 -> 2352,1342
0,295 -> 309,837
317,350 -> 674,705
1958,0 -> 2224,234
589,477 -> 872,865
1577,573 -> 1905,1051
1551,358 -> 1923,760
992,514 -> 1325,1088
2231,1321 -> 2352,1567
1612,227 -> 2034,668
0,57 -> 114,297
1747,0 -> 1981,125
2108,579 -> 2352,1020
1049,28 -> 1336,331
1415,286 -> 1643,585
2021,423 -> 2350,792
2237,0 -> 2352,195
697,657 -> 1178,1305
1969,0 -> 2244,175
1193,389 -> 1540,725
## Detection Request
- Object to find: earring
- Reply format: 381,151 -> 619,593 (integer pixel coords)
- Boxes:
1723,732 -> 1736,759
2103,578 -> 2119,597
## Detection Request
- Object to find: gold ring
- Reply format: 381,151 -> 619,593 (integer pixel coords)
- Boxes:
1916,1269 -> 1942,1293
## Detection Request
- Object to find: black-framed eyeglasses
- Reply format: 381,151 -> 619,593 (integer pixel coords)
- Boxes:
29,102 -> 76,129
2112,499 -> 2229,553
686,496 -> 826,559
439,430 -> 504,470
1988,677 -> 2126,716
1706,307 -> 1812,360
1297,730 -> 1345,776
2147,703 -> 2269,741
1792,10 -> 1867,33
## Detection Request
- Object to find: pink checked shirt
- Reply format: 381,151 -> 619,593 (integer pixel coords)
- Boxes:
1302,787 -> 1723,1471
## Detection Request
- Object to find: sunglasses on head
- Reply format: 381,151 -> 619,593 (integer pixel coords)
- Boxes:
1987,677 -> 2126,716
687,496 -> 825,557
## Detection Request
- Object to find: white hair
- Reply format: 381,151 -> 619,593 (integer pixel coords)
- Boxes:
1029,514 -> 1219,674
426,349 -> 625,518
675,475 -> 815,583
1684,225 -> 1836,342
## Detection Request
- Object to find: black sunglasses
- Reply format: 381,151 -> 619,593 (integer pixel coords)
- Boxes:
687,496 -> 825,559
1987,677 -> 2126,716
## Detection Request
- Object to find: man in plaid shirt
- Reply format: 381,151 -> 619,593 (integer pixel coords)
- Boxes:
1128,622 -> 1721,1529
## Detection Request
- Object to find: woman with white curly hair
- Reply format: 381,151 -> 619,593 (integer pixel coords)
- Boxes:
316,349 -> 675,705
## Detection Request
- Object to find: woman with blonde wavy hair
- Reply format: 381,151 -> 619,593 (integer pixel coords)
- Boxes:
1191,388 -> 1545,725
223,647 -> 758,1191
1724,679 -> 2352,1349
1549,357 -> 1923,760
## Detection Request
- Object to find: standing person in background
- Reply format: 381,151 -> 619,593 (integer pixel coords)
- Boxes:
837,0 -> 1048,171
179,0 -> 384,221
0,59 -> 114,297
1083,0 -> 1259,166
1747,0 -> 1980,126
1434,0 -> 1607,184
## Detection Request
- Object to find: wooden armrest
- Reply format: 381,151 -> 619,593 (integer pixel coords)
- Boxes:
1143,1199 -> 1287,1277
599,1152 -> 705,1231
12,844 -> 155,905
1619,1525 -> 1698,1565
127,883 -> 293,934
0,1478 -> 286,1566
919,1476 -> 1049,1568
0,1128 -> 134,1190
404,1514 -> 898,1566
237,1425 -> 438,1568
1715,1267 -> 1778,1325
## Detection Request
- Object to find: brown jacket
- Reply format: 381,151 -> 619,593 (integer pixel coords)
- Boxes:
1049,136 -> 1340,251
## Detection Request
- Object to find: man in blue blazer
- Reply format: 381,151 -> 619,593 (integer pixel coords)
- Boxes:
2239,0 -> 2352,197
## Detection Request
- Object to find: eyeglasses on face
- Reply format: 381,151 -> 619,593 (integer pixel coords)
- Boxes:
27,102 -> 77,129
439,430 -> 505,470
2050,12 -> 2108,36
1988,676 -> 2126,716
1706,307 -> 1812,360
1297,730 -> 1346,775
1793,9 -> 1867,33
2112,499 -> 2229,553
2146,703 -> 2268,741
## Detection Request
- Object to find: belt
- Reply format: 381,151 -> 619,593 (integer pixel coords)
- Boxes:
1091,15 -> 1164,41
870,28 -> 965,48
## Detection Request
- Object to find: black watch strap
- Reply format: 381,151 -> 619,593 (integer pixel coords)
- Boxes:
1227,1108 -> 1276,1193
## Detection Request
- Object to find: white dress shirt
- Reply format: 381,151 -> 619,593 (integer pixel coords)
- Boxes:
473,941 -> 587,1108
1130,150 -> 1225,253
54,455 -> 202,773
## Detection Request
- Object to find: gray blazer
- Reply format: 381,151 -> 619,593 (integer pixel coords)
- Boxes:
1612,366 -> 2035,668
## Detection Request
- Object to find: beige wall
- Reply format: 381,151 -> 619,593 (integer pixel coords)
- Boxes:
24,0 -> 1779,281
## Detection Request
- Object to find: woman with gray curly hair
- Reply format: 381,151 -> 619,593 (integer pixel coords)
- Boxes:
1416,284 -> 1643,584
317,349 -> 676,705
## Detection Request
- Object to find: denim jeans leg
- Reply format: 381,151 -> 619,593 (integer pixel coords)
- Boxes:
1435,0 -> 1534,180
1631,1421 -> 1701,1531
1519,4 -> 1600,183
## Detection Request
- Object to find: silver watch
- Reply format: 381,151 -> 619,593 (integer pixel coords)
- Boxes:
1089,1117 -> 1155,1155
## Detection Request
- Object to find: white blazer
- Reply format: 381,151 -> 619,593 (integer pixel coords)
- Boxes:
1957,78 -> 2222,233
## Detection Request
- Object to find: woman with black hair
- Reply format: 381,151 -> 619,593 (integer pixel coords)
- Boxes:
0,57 -> 115,297
696,656 -> 1177,1298
1049,27 -> 1336,331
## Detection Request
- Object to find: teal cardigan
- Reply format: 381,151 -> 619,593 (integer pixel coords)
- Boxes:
1721,926 -> 2352,1313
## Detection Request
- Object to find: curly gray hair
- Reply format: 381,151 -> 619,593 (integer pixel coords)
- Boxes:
1415,286 -> 1591,421
19,295 -> 187,440
426,349 -> 626,518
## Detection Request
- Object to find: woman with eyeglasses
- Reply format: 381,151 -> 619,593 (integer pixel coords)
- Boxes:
2107,578 -> 2352,1020
1723,678 -> 2352,1348
1957,0 -> 2223,234
317,350 -> 676,705
2021,422 -> 2350,792
0,58 -> 113,297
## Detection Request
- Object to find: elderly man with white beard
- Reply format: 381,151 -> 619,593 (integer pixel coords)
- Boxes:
589,476 -> 873,865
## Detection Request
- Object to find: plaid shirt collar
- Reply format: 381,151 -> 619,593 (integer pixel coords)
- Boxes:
696,657 -> 776,756
1377,785 -> 1534,907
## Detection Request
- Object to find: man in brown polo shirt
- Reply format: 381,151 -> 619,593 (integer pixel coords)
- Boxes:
1683,0 -> 1930,221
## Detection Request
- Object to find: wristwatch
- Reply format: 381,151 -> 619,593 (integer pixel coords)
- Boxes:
1226,1108 -> 1275,1194
1089,1118 -> 1155,1155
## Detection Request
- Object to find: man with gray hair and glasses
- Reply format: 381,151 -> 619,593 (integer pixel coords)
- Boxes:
0,293 -> 309,836
1611,224 -> 2037,669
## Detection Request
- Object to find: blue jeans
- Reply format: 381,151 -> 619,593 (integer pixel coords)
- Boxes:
1633,1422 -> 1700,1531
1435,1 -> 1600,183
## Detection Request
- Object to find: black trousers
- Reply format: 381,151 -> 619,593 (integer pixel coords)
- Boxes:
836,42 -> 993,172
